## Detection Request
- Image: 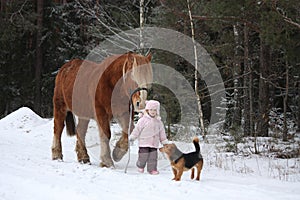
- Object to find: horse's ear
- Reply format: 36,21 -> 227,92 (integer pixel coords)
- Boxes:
127,52 -> 134,63
146,52 -> 152,61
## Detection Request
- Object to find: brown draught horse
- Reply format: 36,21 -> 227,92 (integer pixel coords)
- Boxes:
51,52 -> 153,167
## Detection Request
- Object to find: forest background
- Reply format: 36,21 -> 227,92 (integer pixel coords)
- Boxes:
1,0 -> 300,144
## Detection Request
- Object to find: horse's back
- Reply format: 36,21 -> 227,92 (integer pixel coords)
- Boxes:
56,59 -> 83,81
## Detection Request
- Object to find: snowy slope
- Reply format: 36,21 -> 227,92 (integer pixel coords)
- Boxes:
0,107 -> 300,200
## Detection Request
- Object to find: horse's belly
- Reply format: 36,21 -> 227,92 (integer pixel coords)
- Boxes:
71,99 -> 95,119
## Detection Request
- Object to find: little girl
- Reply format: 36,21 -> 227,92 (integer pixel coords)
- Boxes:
129,100 -> 169,175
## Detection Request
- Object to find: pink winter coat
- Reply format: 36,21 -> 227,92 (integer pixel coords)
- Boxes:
129,113 -> 168,148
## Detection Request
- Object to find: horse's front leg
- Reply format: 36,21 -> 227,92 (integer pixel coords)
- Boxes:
112,113 -> 132,162
97,114 -> 114,168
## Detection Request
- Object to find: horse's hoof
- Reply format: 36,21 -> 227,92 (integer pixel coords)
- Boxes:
52,154 -> 63,161
112,147 -> 127,162
52,157 -> 63,162
112,153 -> 121,162
78,158 -> 90,164
100,161 -> 114,168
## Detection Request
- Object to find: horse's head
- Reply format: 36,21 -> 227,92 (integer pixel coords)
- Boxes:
122,52 -> 153,111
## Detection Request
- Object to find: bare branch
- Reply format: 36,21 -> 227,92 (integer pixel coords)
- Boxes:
162,3 -> 260,33
75,0 -> 138,51
271,1 -> 300,29
9,0 -> 28,24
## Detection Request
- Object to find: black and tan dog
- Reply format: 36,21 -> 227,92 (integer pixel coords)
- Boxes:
159,137 -> 203,181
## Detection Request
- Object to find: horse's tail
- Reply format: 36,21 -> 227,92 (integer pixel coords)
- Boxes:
65,111 -> 76,136
193,137 -> 200,153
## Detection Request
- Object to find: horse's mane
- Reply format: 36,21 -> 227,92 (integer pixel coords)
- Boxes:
122,54 -> 138,83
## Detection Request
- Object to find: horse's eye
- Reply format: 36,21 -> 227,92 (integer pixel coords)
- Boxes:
136,101 -> 140,107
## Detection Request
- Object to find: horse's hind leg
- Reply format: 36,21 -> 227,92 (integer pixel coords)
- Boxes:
75,118 -> 90,164
52,107 -> 66,160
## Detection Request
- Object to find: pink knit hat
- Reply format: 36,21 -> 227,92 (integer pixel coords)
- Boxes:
145,100 -> 160,116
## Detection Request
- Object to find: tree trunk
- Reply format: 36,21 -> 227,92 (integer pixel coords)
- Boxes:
232,24 -> 242,129
297,81 -> 300,133
139,0 -> 145,54
243,24 -> 251,136
186,0 -> 206,138
249,54 -> 255,136
1,0 -> 6,12
283,61 -> 289,141
34,0 -> 44,114
257,38 -> 270,137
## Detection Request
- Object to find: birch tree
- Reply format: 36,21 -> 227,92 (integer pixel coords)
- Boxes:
232,24 -> 242,130
186,0 -> 206,137
139,0 -> 145,53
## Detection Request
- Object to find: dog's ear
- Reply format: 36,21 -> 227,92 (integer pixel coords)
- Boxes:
159,147 -> 164,152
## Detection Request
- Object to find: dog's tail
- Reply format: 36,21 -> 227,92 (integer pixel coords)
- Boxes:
193,137 -> 200,153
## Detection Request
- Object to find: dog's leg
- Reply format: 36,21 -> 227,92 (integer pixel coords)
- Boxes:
196,163 -> 203,181
172,168 -> 177,180
191,168 -> 195,179
175,168 -> 183,181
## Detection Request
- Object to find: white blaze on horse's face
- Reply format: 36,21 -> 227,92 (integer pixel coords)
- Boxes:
132,53 -> 153,110
123,53 -> 153,111
137,89 -> 147,109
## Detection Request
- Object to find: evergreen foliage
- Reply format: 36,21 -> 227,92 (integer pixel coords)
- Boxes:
0,0 -> 299,140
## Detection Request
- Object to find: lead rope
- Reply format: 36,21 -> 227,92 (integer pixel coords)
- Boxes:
124,102 -> 133,173
124,87 -> 148,173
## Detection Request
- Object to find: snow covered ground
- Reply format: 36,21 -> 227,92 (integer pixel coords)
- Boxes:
0,107 -> 300,200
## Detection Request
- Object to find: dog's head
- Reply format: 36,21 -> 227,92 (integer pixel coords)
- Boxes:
159,143 -> 177,158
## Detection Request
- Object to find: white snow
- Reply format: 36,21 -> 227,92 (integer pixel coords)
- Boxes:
0,107 -> 300,200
